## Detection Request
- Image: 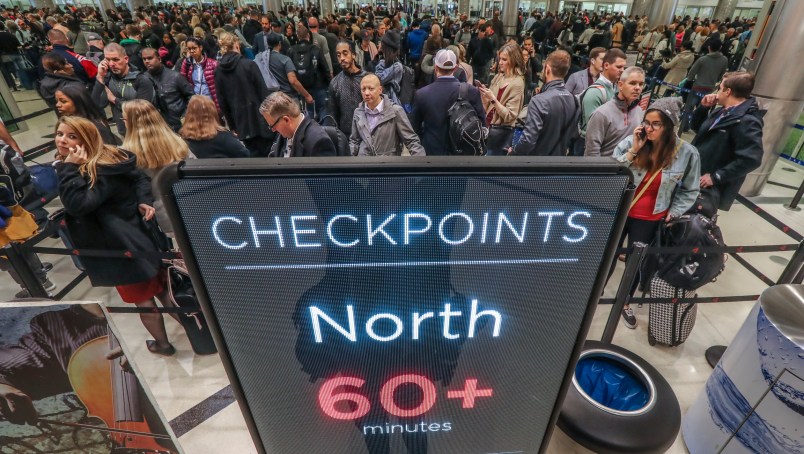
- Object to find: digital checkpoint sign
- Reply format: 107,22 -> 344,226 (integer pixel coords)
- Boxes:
160,158 -> 633,454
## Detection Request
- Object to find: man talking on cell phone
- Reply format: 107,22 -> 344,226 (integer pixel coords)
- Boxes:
690,71 -> 763,212
91,43 -> 155,136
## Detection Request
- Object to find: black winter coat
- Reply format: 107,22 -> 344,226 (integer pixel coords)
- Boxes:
57,150 -> 162,287
691,97 -> 765,210
214,52 -> 273,140
37,73 -> 85,108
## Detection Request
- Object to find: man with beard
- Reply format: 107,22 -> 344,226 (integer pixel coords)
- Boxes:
327,41 -> 367,136
142,47 -> 193,131
511,50 -> 579,156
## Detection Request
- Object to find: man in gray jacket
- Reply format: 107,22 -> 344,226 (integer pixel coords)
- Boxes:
512,50 -> 579,156
350,74 -> 425,156
585,66 -> 645,157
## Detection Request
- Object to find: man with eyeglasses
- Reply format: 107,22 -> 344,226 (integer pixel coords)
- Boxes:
260,92 -> 336,158
585,66 -> 645,157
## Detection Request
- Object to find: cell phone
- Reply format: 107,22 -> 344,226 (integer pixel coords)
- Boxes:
637,129 -> 647,140
473,80 -> 482,88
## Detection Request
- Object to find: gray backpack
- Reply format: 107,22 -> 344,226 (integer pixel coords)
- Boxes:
254,36 -> 280,91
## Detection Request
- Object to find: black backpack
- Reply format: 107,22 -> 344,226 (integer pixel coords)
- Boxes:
646,214 -> 726,291
398,65 -> 416,113
0,144 -> 31,202
447,83 -> 485,155
291,44 -> 319,88
320,116 -> 350,157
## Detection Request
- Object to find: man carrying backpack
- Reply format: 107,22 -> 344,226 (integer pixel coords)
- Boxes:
288,24 -> 330,121
574,48 -> 626,156
409,49 -> 486,155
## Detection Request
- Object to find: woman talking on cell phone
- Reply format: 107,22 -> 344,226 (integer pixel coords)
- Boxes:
55,116 -> 175,356
610,97 -> 701,329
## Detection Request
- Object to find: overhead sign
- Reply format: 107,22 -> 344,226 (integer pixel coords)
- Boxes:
161,158 -> 632,454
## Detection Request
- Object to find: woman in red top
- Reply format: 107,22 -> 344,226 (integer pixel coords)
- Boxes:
609,97 -> 701,329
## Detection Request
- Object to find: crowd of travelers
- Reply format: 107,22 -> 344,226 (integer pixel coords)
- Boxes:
0,2 -> 764,348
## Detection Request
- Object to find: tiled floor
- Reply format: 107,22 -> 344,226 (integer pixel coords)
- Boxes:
2,87 -> 803,454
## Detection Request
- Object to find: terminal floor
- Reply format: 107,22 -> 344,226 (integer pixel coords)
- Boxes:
3,88 -> 803,453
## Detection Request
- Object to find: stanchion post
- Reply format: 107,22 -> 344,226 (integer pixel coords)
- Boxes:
3,243 -> 48,298
601,242 -> 647,344
777,241 -> 804,284
783,178 -> 804,211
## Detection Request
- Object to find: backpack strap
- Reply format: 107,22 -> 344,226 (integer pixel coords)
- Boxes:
458,82 -> 468,101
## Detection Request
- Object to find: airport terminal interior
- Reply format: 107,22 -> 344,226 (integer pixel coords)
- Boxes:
1,0 -> 803,453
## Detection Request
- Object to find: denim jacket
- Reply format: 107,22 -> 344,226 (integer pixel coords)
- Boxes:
613,136 -> 701,217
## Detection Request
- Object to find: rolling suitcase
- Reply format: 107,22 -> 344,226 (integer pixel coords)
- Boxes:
166,260 -> 218,355
647,276 -> 697,346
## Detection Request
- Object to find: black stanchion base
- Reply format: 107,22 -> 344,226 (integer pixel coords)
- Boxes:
705,345 -> 727,368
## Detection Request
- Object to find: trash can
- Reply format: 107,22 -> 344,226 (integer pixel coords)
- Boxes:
682,284 -> 804,453
558,340 -> 681,454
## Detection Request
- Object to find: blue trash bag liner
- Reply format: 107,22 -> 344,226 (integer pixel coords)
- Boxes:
575,356 -> 650,412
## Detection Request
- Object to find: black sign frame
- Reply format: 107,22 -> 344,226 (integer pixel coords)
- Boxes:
158,157 -> 634,454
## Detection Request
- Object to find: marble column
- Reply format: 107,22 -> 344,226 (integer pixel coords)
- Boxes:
98,0 -> 116,19
713,0 -> 739,20
31,0 -> 56,8
740,0 -> 804,196
127,0 -> 152,10
630,0 -> 651,17
647,0 -> 678,28
320,0 -> 333,17
501,0 -> 518,37
546,0 -> 560,14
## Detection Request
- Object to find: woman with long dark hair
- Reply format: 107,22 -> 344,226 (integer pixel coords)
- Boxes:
55,116 -> 175,355
54,84 -> 119,145
179,36 -> 219,110
611,97 -> 700,328
284,22 -> 298,46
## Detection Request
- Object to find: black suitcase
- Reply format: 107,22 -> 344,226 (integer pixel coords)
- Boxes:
647,276 -> 697,346
166,261 -> 217,355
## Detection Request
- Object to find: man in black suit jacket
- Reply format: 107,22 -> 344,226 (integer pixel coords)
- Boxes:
409,49 -> 486,156
260,92 -> 337,157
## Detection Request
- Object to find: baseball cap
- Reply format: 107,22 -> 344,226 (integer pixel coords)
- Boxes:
85,32 -> 103,42
434,49 -> 457,70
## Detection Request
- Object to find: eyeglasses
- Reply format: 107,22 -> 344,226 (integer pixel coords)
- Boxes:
641,121 -> 663,130
269,115 -> 286,130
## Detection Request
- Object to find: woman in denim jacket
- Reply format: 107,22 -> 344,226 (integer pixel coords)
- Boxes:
611,97 -> 700,329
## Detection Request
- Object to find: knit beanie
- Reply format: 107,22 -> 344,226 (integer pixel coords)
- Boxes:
647,97 -> 683,127
381,29 -> 401,50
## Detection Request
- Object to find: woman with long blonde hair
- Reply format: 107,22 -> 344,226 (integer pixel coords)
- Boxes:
55,115 -> 175,355
180,95 -> 249,159
122,99 -> 192,237
478,43 -> 525,155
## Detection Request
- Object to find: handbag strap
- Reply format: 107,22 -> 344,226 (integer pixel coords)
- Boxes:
629,139 -> 684,210
630,169 -> 661,209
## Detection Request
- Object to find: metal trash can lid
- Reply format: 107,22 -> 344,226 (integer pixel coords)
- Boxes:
760,284 -> 804,347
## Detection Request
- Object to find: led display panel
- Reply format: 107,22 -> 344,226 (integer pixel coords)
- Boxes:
162,158 -> 632,454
